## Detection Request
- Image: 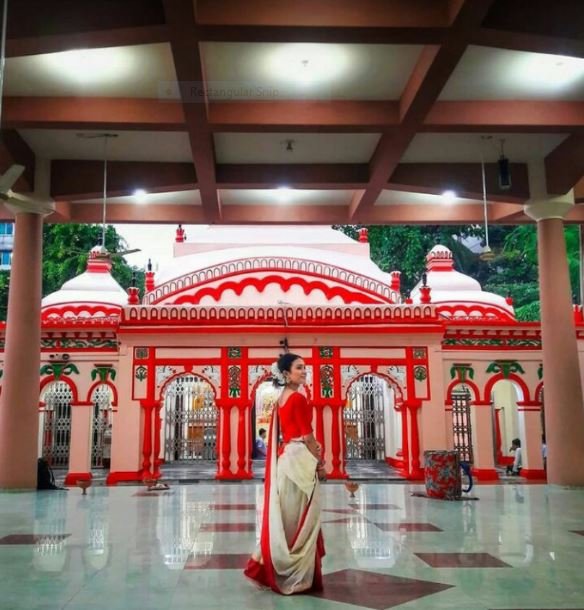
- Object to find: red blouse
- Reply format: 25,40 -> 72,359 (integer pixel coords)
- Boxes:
279,392 -> 313,443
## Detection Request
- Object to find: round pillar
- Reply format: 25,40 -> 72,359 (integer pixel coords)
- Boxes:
0,211 -> 44,488
525,180 -> 584,485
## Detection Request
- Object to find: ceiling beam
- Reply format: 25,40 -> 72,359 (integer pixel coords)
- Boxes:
196,0 -> 450,28
48,159 -> 530,200
545,133 -> 584,195
6,97 -> 584,134
163,0 -> 221,222
0,129 -> 35,191
3,97 -> 185,131
50,160 -> 196,200
349,0 -> 496,220
41,200 -> 540,226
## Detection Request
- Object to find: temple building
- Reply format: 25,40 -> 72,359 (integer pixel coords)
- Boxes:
9,224 -> 557,485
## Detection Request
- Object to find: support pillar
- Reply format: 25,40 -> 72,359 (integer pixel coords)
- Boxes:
517,405 -> 545,479
470,402 -> 498,481
525,166 -> 584,486
64,405 -> 93,486
0,209 -> 47,488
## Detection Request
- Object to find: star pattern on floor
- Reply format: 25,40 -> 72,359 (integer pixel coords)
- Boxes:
415,552 -> 511,568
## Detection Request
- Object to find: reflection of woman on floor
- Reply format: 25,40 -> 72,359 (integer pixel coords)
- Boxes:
244,353 -> 326,594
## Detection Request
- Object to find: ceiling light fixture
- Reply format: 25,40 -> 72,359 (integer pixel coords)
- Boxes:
42,47 -> 132,85
441,190 -> 457,204
133,188 -> 148,204
276,186 -> 293,203
497,139 -> 511,191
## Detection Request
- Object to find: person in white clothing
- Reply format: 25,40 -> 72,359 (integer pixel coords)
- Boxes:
506,438 -> 522,475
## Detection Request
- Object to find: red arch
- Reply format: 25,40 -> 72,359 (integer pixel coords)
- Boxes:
172,275 -> 382,306
344,371 -> 404,404
157,371 -> 218,402
39,376 -> 79,405
445,379 -> 480,405
483,374 -> 530,403
86,380 -> 118,407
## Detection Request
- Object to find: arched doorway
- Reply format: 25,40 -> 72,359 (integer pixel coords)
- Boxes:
490,379 -> 523,466
90,385 -> 113,469
344,374 -> 392,461
161,375 -> 217,463
39,381 -> 73,468
251,380 -> 279,458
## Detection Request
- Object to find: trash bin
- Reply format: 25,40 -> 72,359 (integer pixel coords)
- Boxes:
424,450 -> 461,500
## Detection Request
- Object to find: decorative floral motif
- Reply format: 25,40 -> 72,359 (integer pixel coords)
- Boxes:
486,359 -> 525,378
135,365 -> 147,381
444,337 -> 540,348
41,338 -> 118,349
386,365 -> 407,389
40,362 -> 80,380
413,348 -> 427,359
201,365 -> 220,386
228,365 -> 241,398
319,347 -> 333,359
227,347 -> 241,359
341,365 -> 360,386
537,363 -> 543,380
135,347 -> 148,360
90,365 -> 116,382
320,364 -> 334,398
413,365 -> 428,381
449,363 -> 474,382
156,365 -> 177,387
248,365 -> 269,387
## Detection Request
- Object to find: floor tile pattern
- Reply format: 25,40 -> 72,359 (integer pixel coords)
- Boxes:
415,552 -> 511,568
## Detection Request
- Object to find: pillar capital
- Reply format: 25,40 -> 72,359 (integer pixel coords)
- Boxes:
524,160 -> 575,221
6,198 -> 55,217
524,194 -> 574,222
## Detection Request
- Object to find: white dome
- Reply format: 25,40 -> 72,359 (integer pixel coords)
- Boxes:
42,271 -> 128,308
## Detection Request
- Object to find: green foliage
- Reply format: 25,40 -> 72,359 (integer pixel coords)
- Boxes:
335,223 -> 582,323
0,224 -> 144,321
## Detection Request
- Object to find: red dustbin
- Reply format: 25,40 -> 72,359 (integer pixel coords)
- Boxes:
424,450 -> 461,500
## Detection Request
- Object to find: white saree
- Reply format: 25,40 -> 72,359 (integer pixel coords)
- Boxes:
244,403 -> 325,595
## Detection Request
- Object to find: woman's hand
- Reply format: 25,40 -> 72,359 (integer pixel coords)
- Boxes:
316,464 -> 327,481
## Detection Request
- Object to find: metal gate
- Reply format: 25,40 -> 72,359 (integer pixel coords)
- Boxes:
163,375 -> 217,462
41,381 -> 73,468
452,387 -> 474,463
344,375 -> 387,460
90,385 -> 113,468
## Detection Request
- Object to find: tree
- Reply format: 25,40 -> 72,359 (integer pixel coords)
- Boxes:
0,224 -> 144,321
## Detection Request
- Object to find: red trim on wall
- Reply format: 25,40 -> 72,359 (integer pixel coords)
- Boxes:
106,470 -> 143,485
483,374 -> 530,403
86,380 -> 118,406
521,469 -> 546,480
471,468 -> 499,481
39,375 -> 79,404
64,472 -> 92,486
42,303 -> 121,320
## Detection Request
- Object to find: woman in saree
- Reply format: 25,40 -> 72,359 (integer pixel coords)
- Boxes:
244,353 -> 327,594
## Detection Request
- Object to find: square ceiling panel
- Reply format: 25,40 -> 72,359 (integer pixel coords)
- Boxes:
19,129 -> 193,162
402,133 -> 569,163
4,43 -> 178,99
215,133 -> 380,163
440,46 -> 584,101
201,43 -> 423,100
220,189 -> 354,206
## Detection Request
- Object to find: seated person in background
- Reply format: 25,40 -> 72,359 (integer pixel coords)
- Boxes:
506,438 -> 522,475
254,428 -> 267,459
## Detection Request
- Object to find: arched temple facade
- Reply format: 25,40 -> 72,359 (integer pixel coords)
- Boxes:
1,225 -> 574,485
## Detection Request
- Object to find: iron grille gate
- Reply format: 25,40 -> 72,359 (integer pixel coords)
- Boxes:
452,388 -> 474,464
163,375 -> 217,462
91,385 -> 112,468
41,381 -> 73,468
344,375 -> 386,460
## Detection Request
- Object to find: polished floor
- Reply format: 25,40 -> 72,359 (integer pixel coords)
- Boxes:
1,482 -> 584,609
